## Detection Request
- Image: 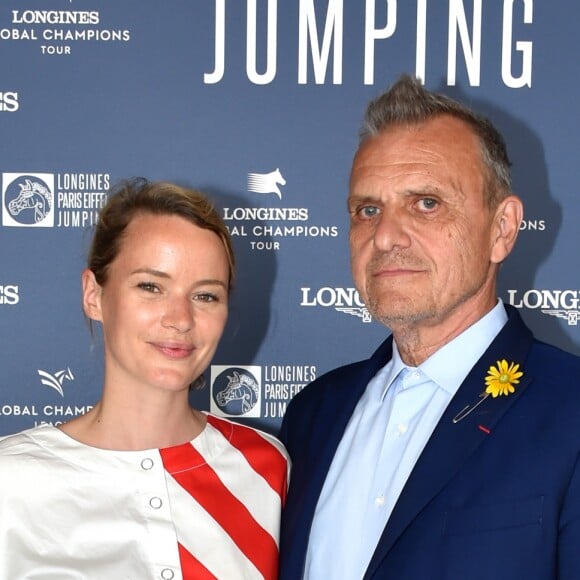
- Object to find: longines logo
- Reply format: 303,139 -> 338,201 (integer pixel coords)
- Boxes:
248,168 -> 286,200
300,287 -> 372,323
3,8 -> 131,55
507,289 -> 580,326
519,219 -> 545,232
0,91 -> 19,112
223,166 -> 339,252
210,366 -> 261,418
11,10 -> 99,24
0,284 -> 19,305
210,364 -> 314,420
1,172 -> 110,228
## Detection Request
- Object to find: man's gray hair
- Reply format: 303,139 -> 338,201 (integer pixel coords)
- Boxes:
361,75 -> 512,208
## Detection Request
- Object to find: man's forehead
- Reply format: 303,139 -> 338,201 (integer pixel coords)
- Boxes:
351,117 -> 482,176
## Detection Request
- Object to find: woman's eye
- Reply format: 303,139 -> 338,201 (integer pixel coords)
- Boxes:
137,282 -> 159,293
195,293 -> 218,303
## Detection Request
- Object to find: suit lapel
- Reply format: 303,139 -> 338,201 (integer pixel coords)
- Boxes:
308,336 -> 394,491
365,307 -> 534,578
281,337 -> 394,578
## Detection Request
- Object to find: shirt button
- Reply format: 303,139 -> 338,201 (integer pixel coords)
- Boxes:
149,497 -> 163,509
397,423 -> 408,436
160,569 -> 175,580
141,458 -> 154,470
375,496 -> 385,507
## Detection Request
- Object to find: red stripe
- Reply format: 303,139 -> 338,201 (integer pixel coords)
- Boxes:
178,543 -> 218,580
207,415 -> 288,501
161,443 -> 279,579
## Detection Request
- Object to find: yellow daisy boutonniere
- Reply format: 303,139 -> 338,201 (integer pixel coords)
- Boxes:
485,360 -> 523,398
453,359 -> 524,424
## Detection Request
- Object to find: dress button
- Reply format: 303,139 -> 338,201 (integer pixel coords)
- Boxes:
141,458 -> 154,470
149,497 -> 163,509
160,569 -> 175,579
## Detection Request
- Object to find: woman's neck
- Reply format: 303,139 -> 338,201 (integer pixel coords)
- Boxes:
58,388 -> 206,451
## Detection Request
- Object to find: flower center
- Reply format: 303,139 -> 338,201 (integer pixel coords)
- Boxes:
499,373 -> 510,383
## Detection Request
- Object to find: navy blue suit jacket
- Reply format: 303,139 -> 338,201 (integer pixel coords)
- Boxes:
279,306 -> 580,579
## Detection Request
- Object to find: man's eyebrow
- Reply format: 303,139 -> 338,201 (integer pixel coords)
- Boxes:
347,194 -> 378,207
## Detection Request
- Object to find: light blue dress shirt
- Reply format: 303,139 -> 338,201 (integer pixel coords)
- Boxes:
303,301 -> 508,580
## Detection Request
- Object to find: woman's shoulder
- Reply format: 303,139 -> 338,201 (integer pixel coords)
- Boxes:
204,413 -> 287,458
0,424 -> 56,454
201,413 -> 289,495
0,425 -> 64,492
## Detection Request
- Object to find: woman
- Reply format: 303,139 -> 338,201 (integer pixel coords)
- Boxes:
0,179 -> 289,579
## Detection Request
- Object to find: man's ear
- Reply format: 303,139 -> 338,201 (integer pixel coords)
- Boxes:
490,195 -> 523,264
82,269 -> 103,322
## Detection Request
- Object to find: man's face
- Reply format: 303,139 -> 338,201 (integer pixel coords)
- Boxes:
348,115 -> 504,335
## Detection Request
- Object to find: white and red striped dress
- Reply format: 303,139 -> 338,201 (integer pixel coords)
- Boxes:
0,414 -> 289,579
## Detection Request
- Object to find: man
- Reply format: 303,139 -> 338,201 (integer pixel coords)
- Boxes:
279,75 -> 580,579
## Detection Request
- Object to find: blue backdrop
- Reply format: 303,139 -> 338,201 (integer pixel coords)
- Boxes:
1,0 -> 578,435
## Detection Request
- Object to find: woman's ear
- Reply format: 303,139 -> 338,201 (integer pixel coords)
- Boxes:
82,269 -> 103,322
490,195 -> 524,264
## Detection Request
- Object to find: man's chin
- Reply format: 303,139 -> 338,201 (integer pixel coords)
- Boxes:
369,303 -> 434,329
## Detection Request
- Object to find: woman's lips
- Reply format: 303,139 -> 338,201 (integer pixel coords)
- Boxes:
151,341 -> 195,359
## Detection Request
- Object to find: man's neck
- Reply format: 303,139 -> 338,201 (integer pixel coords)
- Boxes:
391,300 -> 499,366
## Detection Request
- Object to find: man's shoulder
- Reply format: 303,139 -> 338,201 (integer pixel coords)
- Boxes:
495,306 -> 580,388
293,358 -> 370,402
527,338 -> 580,382
513,338 -> 580,423
290,337 -> 393,408
278,355 -> 379,456
279,337 -> 393,446
529,338 -> 580,367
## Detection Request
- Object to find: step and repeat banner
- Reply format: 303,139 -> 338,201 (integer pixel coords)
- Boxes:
1,1 -> 578,436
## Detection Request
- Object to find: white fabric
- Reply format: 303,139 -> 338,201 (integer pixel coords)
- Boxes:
0,415 -> 288,580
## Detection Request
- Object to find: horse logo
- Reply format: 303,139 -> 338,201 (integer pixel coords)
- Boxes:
211,366 -> 262,417
2,174 -> 55,227
247,168 -> 286,200
38,367 -> 75,397
9,179 -> 52,223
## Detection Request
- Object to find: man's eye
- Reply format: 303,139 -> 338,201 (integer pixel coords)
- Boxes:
357,206 -> 380,219
417,198 -> 438,211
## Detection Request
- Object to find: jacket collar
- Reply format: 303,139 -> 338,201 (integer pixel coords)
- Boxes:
365,305 -> 534,578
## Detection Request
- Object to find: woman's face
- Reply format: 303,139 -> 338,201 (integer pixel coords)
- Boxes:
82,212 -> 229,395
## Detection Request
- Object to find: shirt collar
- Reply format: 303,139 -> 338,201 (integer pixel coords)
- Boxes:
377,300 -> 508,400
377,345 -> 410,399
421,300 -> 508,396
